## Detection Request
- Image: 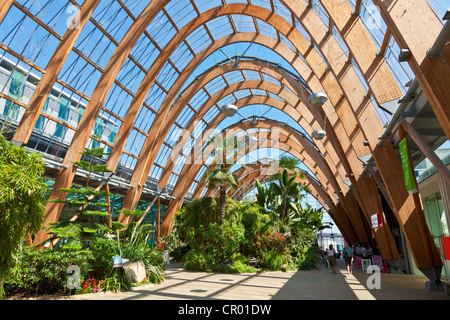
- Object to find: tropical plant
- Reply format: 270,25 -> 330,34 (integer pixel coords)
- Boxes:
205,168 -> 238,223
271,155 -> 305,178
0,134 -> 47,298
290,201 -> 332,237
44,147 -> 113,249
255,155 -> 311,222
205,133 -> 244,224
269,169 -> 303,221
116,222 -> 165,284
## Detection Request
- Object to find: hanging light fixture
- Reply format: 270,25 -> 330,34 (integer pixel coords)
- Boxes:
245,135 -> 258,145
220,104 -> 238,117
308,92 -> 328,107
220,104 -> 255,125
308,92 -> 328,140
311,129 -> 326,140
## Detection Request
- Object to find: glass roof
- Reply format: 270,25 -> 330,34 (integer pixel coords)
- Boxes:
0,0 -> 445,202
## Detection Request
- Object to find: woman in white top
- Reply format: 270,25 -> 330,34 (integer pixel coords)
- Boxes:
327,244 -> 337,274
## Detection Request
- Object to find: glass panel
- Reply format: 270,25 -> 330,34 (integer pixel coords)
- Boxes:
54,97 -> 71,138
3,70 -> 26,120
34,98 -> 49,131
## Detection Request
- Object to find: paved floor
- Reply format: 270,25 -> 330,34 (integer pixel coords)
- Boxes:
69,260 -> 450,300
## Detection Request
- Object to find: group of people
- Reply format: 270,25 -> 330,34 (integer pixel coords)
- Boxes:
321,242 -> 375,275
353,243 -> 374,259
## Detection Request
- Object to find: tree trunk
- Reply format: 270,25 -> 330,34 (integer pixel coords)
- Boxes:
219,185 -> 226,224
285,203 -> 290,222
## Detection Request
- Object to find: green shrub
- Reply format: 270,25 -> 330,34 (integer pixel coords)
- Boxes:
184,251 -> 207,271
89,236 -> 119,269
0,134 -> 47,297
297,246 -> 321,270
5,248 -> 93,296
169,242 -> 190,262
103,268 -> 131,293
261,253 -> 291,271
232,260 -> 258,273
173,195 -> 322,274
146,265 -> 164,284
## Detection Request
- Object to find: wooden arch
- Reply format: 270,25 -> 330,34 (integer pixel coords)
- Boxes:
154,59 -> 349,192
151,70 -> 397,258
189,129 -> 360,245
16,1 -> 441,273
231,166 -> 359,246
193,127 -> 399,259
202,130 -> 338,200
32,3 -> 371,245
161,119 -> 377,245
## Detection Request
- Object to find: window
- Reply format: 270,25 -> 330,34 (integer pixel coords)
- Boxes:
92,118 -> 104,148
54,97 -> 71,139
34,97 -> 49,132
3,70 -> 26,120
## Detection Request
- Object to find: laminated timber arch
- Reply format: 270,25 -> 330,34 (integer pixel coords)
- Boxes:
165,98 -> 337,199
32,3 -> 373,245
230,165 -> 358,245
191,130 -> 360,245
35,2 -> 378,236
160,119 -> 376,247
153,74 -> 397,258
12,0 -> 102,144
153,58 -> 349,193
150,75 -> 349,200
18,1 -> 440,273
115,49 -> 358,220
0,0 -> 14,24
32,0 -> 172,245
364,0 -> 450,138
147,47 -> 400,257
154,84 -> 376,245
286,1 -> 443,272
195,127 -> 399,259
104,4 -> 413,262
203,130 -> 339,202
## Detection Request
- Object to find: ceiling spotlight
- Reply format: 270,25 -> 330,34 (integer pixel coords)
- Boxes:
245,136 -> 258,144
398,49 -> 411,62
308,92 -> 328,107
311,129 -> 326,140
220,104 -> 238,117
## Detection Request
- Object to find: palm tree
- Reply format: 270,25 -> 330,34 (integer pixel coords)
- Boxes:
269,155 -> 305,181
205,168 -> 238,223
269,169 -> 302,221
205,133 -> 242,224
291,201 -> 332,237
264,156 -> 311,221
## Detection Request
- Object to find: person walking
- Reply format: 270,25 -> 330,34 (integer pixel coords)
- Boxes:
342,243 -> 353,275
355,243 -> 363,257
367,245 -> 373,258
326,244 -> 337,274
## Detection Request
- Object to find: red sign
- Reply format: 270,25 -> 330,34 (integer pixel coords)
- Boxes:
371,213 -> 383,228
442,237 -> 450,260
